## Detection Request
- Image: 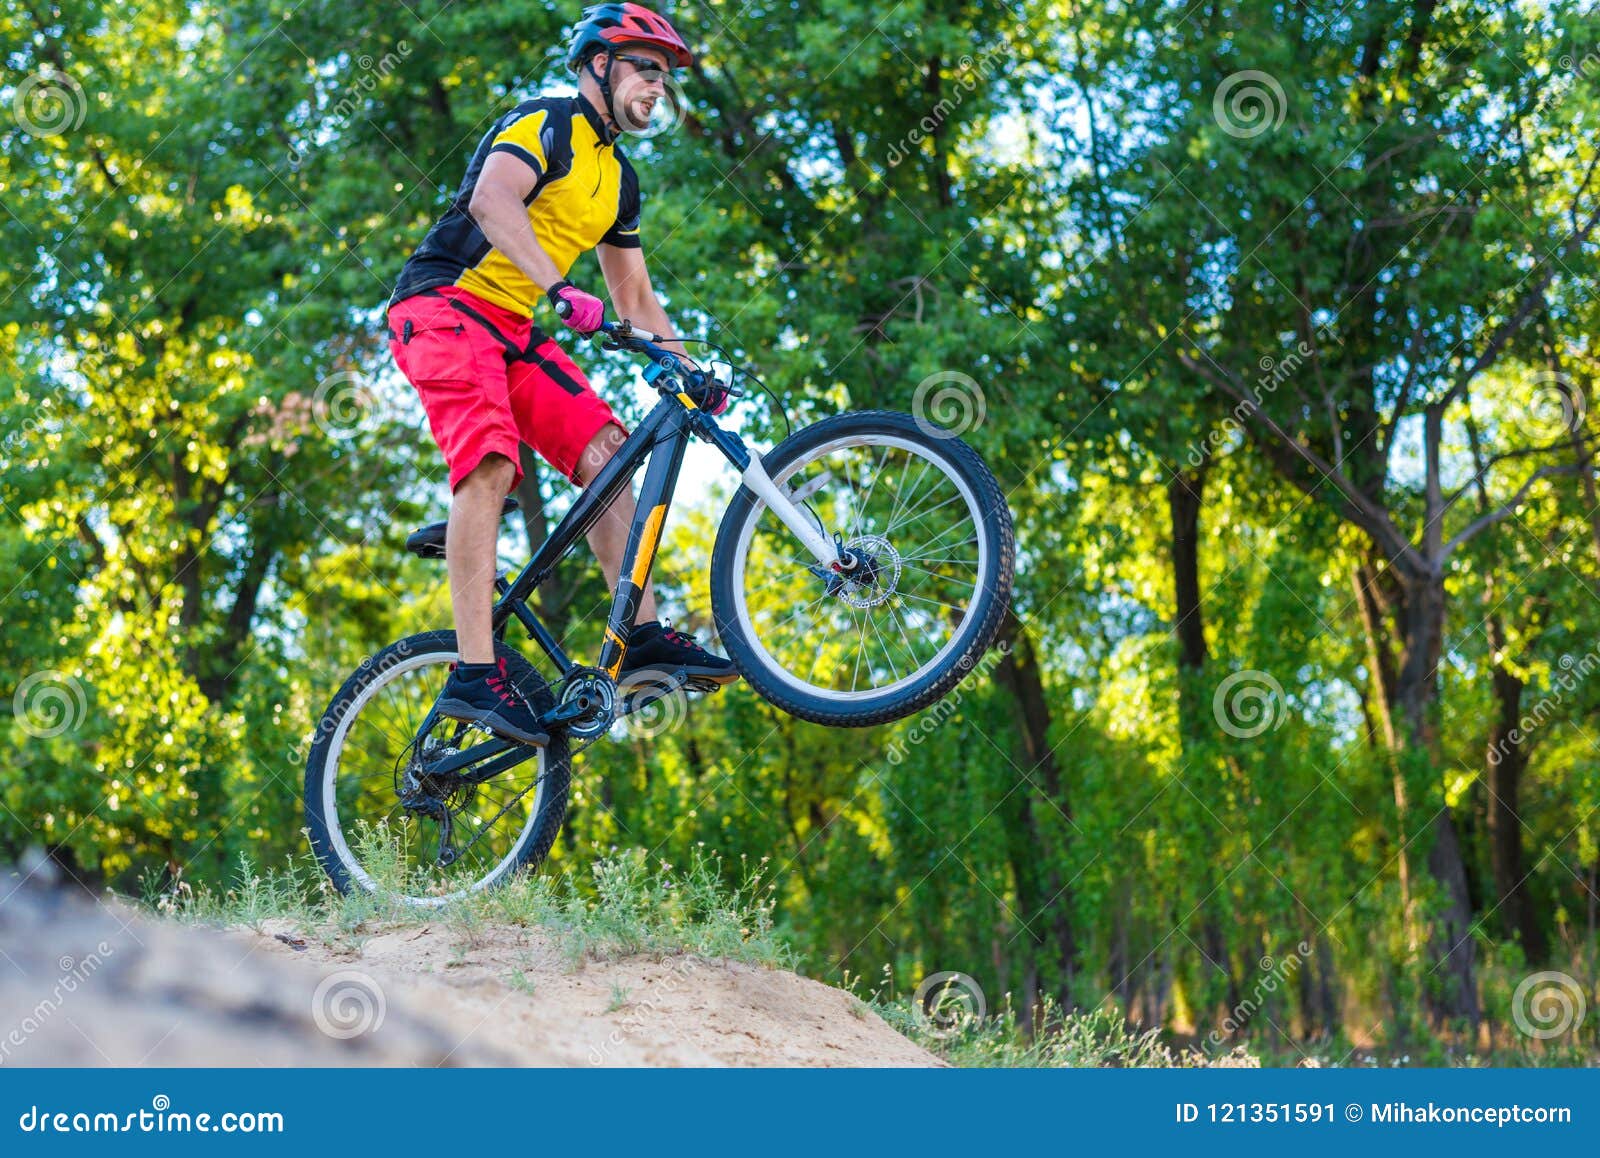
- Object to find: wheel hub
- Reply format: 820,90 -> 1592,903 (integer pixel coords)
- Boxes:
834,534 -> 902,608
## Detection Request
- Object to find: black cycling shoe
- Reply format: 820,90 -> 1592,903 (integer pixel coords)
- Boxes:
435,657 -> 550,746
619,620 -> 739,685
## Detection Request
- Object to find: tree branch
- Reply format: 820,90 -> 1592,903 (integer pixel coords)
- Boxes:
1437,189 -> 1600,412
1177,346 -> 1422,571
1443,463 -> 1580,556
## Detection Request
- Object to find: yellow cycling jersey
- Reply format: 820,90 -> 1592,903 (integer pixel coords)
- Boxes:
391,94 -> 640,317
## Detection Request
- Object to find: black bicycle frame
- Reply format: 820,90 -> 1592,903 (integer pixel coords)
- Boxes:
491,379 -> 752,685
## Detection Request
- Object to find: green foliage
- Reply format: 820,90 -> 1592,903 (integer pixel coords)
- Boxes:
5,0 -> 1600,1064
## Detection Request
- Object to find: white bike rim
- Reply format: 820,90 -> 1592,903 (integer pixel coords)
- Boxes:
730,433 -> 990,702
320,647 -> 546,907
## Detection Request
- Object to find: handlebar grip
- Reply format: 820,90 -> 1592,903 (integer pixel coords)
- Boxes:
604,319 -> 660,342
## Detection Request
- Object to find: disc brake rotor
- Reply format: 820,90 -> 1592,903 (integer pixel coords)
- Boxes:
835,534 -> 902,609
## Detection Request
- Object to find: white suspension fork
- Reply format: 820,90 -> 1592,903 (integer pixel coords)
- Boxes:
741,451 -> 842,569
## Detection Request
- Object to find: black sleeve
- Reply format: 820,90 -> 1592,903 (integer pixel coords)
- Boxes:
600,153 -> 642,248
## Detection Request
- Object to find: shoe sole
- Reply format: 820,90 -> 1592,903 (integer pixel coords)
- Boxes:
436,697 -> 550,747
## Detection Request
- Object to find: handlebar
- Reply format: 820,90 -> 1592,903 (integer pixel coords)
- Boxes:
595,319 -> 741,408
596,318 -> 672,361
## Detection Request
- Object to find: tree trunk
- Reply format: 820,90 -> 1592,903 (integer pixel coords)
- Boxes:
1394,569 -> 1479,1027
1167,463 -> 1210,679
1167,458 -> 1239,1027
992,610 -> 1077,1017
1484,625 -> 1547,960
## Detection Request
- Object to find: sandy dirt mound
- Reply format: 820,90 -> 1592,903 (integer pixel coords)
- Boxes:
0,879 -> 506,1066
250,918 -> 939,1067
0,877 -> 936,1067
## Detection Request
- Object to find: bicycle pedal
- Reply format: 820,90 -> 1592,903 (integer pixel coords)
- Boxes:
618,668 -> 719,716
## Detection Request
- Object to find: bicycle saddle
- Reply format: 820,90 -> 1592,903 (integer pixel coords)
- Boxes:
404,496 -> 520,560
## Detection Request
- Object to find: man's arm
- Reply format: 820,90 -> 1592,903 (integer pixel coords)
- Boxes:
467,152 -> 565,293
597,242 -> 697,367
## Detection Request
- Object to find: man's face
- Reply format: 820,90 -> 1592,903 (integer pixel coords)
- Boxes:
601,45 -> 674,132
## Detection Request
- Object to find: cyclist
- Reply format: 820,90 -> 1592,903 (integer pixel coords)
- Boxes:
386,3 -> 735,746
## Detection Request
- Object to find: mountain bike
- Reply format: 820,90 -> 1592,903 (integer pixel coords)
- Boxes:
304,319 -> 1015,904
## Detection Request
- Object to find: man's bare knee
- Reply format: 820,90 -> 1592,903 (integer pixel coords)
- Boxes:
458,453 -> 517,496
575,423 -> 628,486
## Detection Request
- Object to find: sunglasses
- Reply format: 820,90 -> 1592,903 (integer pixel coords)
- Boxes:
612,52 -> 672,78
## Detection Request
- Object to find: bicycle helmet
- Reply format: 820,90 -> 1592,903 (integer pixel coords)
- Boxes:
567,3 -> 692,70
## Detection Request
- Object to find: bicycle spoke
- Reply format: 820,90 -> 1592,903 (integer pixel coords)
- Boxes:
888,489 -> 966,538
884,454 -> 935,533
735,430 -> 993,702
321,653 -> 548,900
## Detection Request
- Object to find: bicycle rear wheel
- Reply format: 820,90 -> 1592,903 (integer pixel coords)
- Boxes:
303,631 -> 570,905
710,410 -> 1014,727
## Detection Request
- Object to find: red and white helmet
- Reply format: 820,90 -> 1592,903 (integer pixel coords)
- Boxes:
567,3 -> 693,71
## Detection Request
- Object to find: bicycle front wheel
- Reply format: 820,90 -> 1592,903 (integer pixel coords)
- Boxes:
710,410 -> 1014,727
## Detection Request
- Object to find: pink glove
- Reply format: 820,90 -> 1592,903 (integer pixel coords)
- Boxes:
547,280 -> 605,335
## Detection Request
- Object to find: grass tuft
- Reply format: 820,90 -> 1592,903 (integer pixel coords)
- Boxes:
151,832 -> 792,972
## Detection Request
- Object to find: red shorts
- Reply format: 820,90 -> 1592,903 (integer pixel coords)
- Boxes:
387,285 -> 621,490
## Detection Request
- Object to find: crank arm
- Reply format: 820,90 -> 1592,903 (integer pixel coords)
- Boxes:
617,669 -> 692,717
